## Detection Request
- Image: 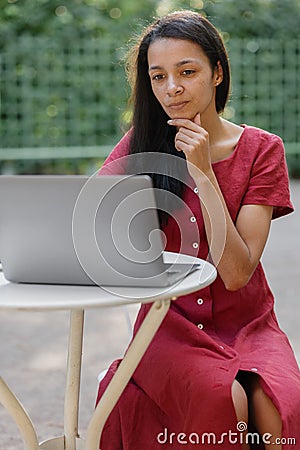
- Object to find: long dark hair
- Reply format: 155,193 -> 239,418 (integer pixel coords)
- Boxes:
126,10 -> 230,225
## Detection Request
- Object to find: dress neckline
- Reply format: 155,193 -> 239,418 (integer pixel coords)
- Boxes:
212,124 -> 247,166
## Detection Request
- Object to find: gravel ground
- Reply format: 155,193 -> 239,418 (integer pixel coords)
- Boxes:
0,180 -> 299,450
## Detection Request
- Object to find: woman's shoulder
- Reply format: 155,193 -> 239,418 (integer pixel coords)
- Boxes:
99,128 -> 133,174
112,128 -> 133,155
212,122 -> 284,167
240,124 -> 283,146
237,124 -> 293,219
236,124 -> 285,165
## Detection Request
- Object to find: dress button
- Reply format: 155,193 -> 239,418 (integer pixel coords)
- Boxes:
197,298 -> 204,305
194,187 -> 198,194
192,242 -> 199,249
197,323 -> 204,330
190,216 -> 196,223
251,367 -> 258,372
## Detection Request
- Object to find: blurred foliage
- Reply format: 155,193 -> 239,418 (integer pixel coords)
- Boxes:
0,0 -> 299,175
1,36 -> 127,148
169,0 -> 300,39
1,0 -> 300,41
0,0 -> 157,42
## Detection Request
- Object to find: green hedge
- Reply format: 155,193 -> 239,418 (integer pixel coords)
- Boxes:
0,35 -> 299,175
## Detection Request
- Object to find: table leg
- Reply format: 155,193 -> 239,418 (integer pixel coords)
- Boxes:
0,310 -> 85,450
64,309 -> 85,450
0,376 -> 39,450
85,298 -> 172,450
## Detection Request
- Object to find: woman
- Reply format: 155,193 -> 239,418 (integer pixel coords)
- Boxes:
96,10 -> 300,449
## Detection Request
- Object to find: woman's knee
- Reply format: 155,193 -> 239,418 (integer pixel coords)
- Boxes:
232,379 -> 248,423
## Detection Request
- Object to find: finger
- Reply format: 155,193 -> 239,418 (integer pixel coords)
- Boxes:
174,139 -> 194,154
167,118 -> 201,132
175,130 -> 199,147
175,131 -> 202,151
175,125 -> 209,145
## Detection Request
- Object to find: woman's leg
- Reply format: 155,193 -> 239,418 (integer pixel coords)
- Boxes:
248,375 -> 282,449
232,379 -> 250,450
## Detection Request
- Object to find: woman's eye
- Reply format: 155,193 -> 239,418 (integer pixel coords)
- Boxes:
182,69 -> 195,76
152,74 -> 164,81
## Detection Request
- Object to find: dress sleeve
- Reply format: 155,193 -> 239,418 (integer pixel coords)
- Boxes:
242,133 -> 294,219
98,129 -> 132,175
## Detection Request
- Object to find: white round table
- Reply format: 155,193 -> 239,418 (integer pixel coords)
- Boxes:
0,252 -> 216,450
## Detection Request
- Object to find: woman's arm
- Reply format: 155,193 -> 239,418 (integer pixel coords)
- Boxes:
168,115 -> 273,291
196,172 -> 272,290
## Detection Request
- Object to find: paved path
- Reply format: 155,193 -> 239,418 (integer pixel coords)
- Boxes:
0,180 -> 299,449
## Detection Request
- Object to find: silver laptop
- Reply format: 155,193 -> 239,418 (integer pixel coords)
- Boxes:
0,175 -> 200,287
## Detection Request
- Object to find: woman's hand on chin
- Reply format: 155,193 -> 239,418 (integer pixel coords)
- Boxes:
168,113 -> 213,181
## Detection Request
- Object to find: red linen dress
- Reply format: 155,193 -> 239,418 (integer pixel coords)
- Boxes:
96,125 -> 300,449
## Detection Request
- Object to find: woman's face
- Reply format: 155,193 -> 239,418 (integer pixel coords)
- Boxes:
148,38 -> 222,121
